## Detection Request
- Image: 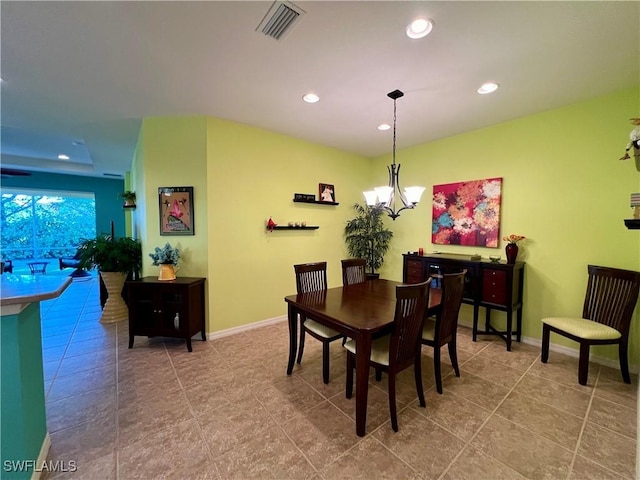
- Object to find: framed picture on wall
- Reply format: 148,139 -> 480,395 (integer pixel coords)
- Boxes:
158,186 -> 195,236
319,183 -> 335,203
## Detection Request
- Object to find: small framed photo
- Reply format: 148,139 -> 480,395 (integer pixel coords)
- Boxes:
319,183 -> 335,203
158,186 -> 195,236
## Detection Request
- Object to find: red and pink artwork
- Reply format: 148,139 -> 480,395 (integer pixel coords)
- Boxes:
432,178 -> 502,248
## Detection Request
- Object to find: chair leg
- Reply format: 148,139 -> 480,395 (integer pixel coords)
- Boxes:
296,318 -> 306,364
541,324 -> 550,363
414,353 -> 426,408
434,346 -> 443,394
578,342 -> 590,386
618,340 -> 631,384
322,341 -> 330,384
388,372 -> 398,432
448,339 -> 460,377
346,353 -> 354,399
375,368 -> 382,381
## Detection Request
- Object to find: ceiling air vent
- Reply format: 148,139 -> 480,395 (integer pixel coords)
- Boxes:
256,1 -> 305,41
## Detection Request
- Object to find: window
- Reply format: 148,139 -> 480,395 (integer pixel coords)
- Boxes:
1,188 -> 96,260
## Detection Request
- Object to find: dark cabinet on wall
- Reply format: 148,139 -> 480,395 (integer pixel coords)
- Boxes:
403,253 -> 524,350
125,277 -> 206,352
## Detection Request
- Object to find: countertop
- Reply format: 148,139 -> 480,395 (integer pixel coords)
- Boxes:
1,274 -> 72,311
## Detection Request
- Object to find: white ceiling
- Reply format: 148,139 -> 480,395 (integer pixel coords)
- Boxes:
1,1 -> 639,179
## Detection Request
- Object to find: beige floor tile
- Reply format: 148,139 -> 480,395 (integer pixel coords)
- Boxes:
577,421 -> 637,478
455,328 -> 495,354
412,389 -> 491,441
513,371 -> 592,417
47,364 -> 116,402
587,396 -> 637,439
477,340 -> 541,371
372,408 -> 466,480
496,391 -> 583,449
319,436 -> 421,480
460,355 -> 525,389
185,374 -> 253,418
280,401 -> 359,469
253,375 -> 326,424
213,424 -> 316,480
440,371 -> 511,411
46,387 -> 116,433
529,353 -> 597,389
595,369 -> 638,411
48,413 -> 116,467
569,454 -> 627,480
442,446 -> 527,480
471,415 -> 573,480
117,373 -> 184,407
56,349 -> 116,377
46,451 -> 116,480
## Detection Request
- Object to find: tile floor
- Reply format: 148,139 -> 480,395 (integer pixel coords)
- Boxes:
39,276 -> 638,479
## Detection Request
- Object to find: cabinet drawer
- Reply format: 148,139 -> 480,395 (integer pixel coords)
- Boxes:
482,269 -> 506,305
405,260 -> 424,284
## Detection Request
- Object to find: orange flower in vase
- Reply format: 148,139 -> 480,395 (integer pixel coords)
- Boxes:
502,234 -> 525,264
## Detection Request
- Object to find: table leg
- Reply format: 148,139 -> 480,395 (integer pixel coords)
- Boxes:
286,303 -> 298,375
516,307 -> 523,342
355,333 -> 372,437
472,303 -> 479,342
506,310 -> 512,351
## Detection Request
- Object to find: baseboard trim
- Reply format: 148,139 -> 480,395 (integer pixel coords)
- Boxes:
206,315 -> 287,340
30,432 -> 51,480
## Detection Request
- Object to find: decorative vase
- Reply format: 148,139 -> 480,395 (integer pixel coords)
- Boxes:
99,271 -> 129,323
158,263 -> 176,281
505,243 -> 519,264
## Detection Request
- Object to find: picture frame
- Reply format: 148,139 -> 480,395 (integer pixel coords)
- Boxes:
158,186 -> 195,236
318,183 -> 336,203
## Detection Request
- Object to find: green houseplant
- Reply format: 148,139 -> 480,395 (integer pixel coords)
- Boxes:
119,191 -> 136,208
344,203 -> 393,278
77,234 -> 142,323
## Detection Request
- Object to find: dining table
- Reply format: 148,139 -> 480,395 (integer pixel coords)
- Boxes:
284,278 -> 441,436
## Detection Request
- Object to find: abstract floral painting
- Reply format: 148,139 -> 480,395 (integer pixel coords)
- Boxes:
432,177 -> 502,247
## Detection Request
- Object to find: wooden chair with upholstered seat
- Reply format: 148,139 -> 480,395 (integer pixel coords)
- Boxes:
344,278 -> 432,432
341,258 -> 367,286
421,270 -> 466,394
294,261 -> 344,384
541,265 -> 640,386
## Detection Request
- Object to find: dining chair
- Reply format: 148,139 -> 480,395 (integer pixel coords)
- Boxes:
294,261 -> 344,384
421,270 -> 466,394
344,278 -> 432,432
541,265 -> 640,385
341,258 -> 367,286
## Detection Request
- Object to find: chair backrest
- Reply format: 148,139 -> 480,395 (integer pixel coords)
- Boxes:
341,258 -> 367,286
435,270 -> 467,343
583,265 -> 640,336
388,279 -> 432,369
294,261 -> 328,294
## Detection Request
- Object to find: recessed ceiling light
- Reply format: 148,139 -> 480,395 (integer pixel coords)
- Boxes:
58,154 -> 70,160
406,18 -> 433,39
71,139 -> 85,147
477,82 -> 499,94
378,124 -> 391,131
302,93 -> 319,103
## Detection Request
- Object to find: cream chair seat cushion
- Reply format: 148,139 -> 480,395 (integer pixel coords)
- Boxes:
422,318 -> 436,341
542,317 -> 621,340
344,336 -> 391,366
303,319 -> 341,338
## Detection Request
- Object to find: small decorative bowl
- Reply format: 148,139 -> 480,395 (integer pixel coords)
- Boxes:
489,255 -> 501,263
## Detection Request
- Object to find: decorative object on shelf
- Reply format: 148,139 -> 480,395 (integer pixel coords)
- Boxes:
267,217 -> 277,232
344,203 -> 393,278
294,193 -> 316,202
489,255 -> 501,263
149,242 -> 180,281
319,183 -> 336,202
631,193 -> 640,219
619,118 -> 640,169
77,234 -> 142,323
363,89 -> 425,220
158,186 -> 194,236
119,191 -> 137,208
503,234 -> 525,264
432,177 -> 503,247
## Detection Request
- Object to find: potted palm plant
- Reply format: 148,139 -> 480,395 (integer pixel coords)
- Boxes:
77,234 -> 142,323
344,203 -> 393,279
119,191 -> 137,208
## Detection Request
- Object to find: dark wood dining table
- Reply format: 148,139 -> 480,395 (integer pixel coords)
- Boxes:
284,278 -> 441,436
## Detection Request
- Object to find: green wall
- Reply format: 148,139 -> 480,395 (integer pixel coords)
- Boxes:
134,86 -> 639,369
0,171 -> 126,237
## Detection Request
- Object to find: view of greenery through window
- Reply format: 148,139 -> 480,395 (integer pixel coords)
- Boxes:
1,190 -> 96,261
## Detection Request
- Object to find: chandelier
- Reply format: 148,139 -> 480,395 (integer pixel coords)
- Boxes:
363,89 -> 425,220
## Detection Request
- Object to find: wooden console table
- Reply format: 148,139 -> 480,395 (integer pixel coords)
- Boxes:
125,277 -> 206,352
403,253 -> 524,350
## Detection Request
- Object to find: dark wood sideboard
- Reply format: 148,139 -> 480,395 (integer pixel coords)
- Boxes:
403,253 -> 524,350
125,276 -> 206,352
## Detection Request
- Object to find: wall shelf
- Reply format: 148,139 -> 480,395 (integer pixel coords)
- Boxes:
624,219 -> 640,230
269,226 -> 319,230
292,199 -> 339,206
